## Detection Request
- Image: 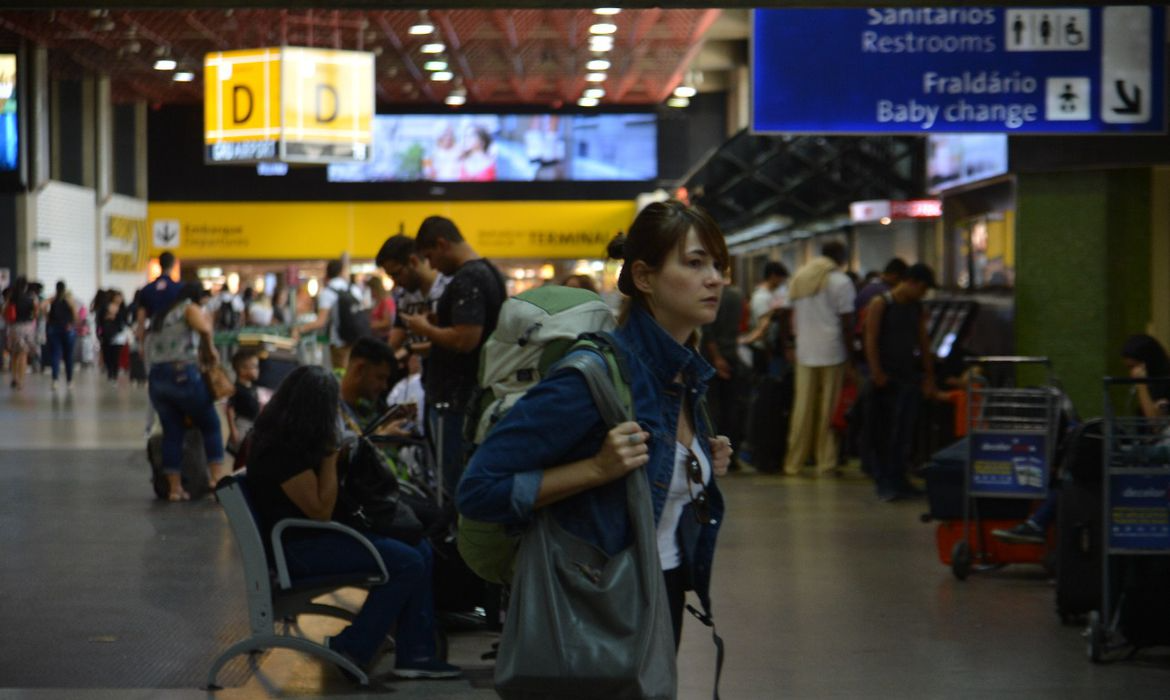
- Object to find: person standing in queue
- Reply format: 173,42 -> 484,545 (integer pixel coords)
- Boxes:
783,240 -> 856,477
457,200 -> 733,651
297,259 -> 363,372
376,234 -> 451,361
862,263 -> 937,502
45,280 -> 79,391
401,217 -> 506,496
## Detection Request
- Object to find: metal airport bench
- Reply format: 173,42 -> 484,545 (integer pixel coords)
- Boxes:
206,473 -> 387,689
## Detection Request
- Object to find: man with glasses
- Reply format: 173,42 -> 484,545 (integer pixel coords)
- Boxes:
375,235 -> 450,361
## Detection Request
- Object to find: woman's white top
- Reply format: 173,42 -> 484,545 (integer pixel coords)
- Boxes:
657,434 -> 711,571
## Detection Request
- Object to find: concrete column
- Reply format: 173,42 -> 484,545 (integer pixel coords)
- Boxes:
80,77 -> 95,189
95,75 -> 112,202
30,45 -> 49,188
725,65 -> 750,136
134,101 -> 148,199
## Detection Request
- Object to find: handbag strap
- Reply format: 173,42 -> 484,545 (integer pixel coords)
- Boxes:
560,336 -> 723,700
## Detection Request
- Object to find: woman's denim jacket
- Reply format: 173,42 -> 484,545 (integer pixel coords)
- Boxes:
457,303 -> 724,611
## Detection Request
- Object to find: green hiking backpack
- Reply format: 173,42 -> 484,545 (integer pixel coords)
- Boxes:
457,285 -> 630,585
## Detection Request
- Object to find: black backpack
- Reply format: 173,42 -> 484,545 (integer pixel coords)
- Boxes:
334,289 -> 371,344
215,297 -> 242,330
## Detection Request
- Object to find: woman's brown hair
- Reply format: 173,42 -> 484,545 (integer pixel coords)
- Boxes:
609,200 -> 728,324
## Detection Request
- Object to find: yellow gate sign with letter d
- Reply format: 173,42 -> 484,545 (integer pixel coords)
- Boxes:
204,47 -> 373,165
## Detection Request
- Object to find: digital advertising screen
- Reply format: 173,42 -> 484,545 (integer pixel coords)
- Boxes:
927,134 -> 1008,193
0,53 -> 18,172
327,112 -> 657,183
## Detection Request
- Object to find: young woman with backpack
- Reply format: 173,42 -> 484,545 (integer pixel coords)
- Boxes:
457,201 -> 732,695
45,280 -> 79,390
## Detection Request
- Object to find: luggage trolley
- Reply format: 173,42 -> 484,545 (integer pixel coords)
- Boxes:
951,356 -> 1060,580
1087,377 -> 1170,662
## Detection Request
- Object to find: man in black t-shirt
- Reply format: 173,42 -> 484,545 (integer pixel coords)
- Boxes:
402,216 -> 506,494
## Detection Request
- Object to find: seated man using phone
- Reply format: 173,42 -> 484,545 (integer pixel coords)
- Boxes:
340,337 -> 414,438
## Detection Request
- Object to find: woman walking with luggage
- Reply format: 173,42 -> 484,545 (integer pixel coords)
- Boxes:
458,200 -> 732,672
5,276 -> 39,391
45,280 -> 78,390
147,282 -> 228,500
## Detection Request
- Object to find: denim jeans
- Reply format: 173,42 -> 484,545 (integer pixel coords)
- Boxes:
283,533 -> 437,667
862,379 -> 921,496
429,405 -> 467,500
46,326 -> 76,382
148,362 -> 224,473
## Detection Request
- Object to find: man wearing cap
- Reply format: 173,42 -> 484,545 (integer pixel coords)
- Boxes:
862,262 -> 939,502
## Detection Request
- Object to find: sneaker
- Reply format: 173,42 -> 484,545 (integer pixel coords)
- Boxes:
992,521 -> 1045,545
393,658 -> 462,680
51,380 -> 58,391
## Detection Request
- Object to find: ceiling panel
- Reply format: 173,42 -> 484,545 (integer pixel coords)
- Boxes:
0,8 -> 725,107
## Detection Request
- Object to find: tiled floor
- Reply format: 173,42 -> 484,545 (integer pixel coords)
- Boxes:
1,366 -> 1168,699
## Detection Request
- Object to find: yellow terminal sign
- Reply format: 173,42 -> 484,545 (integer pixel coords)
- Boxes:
203,47 -> 373,165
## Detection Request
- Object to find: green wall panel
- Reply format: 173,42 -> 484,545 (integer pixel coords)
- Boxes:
1015,169 -> 1151,417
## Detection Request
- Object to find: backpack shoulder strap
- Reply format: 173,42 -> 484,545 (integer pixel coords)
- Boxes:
552,331 -> 632,428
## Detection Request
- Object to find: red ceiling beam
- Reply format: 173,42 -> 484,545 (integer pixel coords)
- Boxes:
431,10 -> 481,103
184,11 -> 230,51
656,9 -> 722,103
492,9 -> 533,102
611,8 -> 663,102
374,12 -> 436,103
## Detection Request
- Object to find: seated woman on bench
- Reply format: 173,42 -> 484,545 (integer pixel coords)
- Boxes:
245,365 -> 460,680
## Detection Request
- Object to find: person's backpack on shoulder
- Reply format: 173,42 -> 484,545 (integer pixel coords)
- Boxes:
334,286 -> 371,344
215,296 -> 242,331
457,285 -> 619,585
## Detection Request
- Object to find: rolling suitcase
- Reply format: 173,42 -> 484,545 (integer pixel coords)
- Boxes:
147,428 -> 211,499
745,371 -> 793,473
1053,419 -> 1104,622
1054,478 -> 1102,622
129,350 -> 147,384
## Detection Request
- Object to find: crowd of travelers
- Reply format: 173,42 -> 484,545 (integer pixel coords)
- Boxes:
9,199 -> 1165,695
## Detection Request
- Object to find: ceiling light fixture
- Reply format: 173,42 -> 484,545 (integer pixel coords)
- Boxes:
421,42 -> 445,54
585,72 -> 607,82
583,87 -> 605,99
666,96 -> 689,108
409,12 -> 434,35
577,96 -> 600,107
423,60 -> 448,71
586,59 -> 611,71
593,8 -> 622,16
445,94 -> 466,106
589,36 -> 614,51
431,71 -> 454,82
153,58 -> 177,71
173,71 -> 196,82
673,85 -> 697,98
589,23 -> 618,35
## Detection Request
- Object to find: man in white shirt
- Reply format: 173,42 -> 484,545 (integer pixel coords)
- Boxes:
784,240 -> 856,476
298,258 -> 362,370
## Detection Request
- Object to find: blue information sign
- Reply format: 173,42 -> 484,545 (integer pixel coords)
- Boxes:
752,6 -> 1165,134
968,431 -> 1048,497
1108,473 -> 1170,551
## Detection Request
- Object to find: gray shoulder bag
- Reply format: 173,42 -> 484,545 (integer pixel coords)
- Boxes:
494,342 -> 678,700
